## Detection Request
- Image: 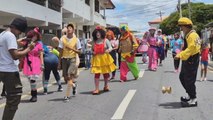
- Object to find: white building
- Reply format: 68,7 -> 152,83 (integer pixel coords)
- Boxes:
62,0 -> 115,38
148,16 -> 167,29
0,0 -> 62,31
0,0 -> 115,38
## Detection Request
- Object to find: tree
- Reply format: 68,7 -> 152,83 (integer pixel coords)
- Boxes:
160,3 -> 213,35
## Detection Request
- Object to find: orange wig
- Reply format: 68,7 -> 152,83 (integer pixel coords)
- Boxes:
106,30 -> 115,40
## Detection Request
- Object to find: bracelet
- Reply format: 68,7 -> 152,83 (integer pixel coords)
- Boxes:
41,64 -> 44,69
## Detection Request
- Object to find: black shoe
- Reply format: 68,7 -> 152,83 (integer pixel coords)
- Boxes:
181,98 -> 198,107
30,90 -> 37,102
30,96 -> 37,102
1,92 -> 6,97
72,83 -> 77,96
58,85 -> 63,92
180,96 -> 190,102
43,88 -> 48,95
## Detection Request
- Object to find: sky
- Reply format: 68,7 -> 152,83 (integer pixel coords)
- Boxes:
105,0 -> 213,32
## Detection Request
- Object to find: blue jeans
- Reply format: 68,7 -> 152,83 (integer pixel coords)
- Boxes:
85,51 -> 92,69
44,54 -> 60,81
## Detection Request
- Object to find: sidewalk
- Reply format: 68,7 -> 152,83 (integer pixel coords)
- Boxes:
208,60 -> 213,70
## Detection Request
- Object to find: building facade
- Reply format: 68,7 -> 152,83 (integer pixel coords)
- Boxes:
0,0 -> 115,38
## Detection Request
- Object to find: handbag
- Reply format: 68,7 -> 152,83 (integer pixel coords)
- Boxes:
138,44 -> 148,53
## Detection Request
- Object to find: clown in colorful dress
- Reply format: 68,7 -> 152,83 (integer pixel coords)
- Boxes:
118,25 -> 140,82
147,27 -> 158,71
91,26 -> 116,95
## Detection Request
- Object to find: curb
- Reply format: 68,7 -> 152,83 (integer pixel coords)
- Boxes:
208,61 -> 213,71
208,65 -> 213,71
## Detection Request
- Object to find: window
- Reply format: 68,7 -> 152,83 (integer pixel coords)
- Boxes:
28,0 -> 46,6
85,0 -> 90,6
95,0 -> 99,13
48,0 -> 61,12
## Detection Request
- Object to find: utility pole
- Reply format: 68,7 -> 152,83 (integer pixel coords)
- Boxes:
188,0 -> 191,19
156,11 -> 165,21
178,0 -> 182,18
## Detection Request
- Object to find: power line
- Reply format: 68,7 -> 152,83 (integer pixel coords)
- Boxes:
110,0 -> 177,17
108,5 -> 175,18
188,0 -> 192,19
107,4 -> 176,18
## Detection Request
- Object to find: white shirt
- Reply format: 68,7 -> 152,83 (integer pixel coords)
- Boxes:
0,31 -> 19,72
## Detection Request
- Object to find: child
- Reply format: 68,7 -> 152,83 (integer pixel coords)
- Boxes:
200,40 -> 210,81
170,33 -> 184,72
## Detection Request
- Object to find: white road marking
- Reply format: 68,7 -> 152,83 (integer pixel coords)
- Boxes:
111,90 -> 137,120
139,69 -> 145,78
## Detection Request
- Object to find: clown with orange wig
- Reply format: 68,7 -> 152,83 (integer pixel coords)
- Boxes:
118,25 -> 140,82
106,30 -> 119,80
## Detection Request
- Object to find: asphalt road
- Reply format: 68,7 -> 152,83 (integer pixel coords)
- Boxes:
0,51 -> 213,120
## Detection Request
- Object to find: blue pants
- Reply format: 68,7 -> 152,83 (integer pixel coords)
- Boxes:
44,54 -> 60,81
85,51 -> 92,69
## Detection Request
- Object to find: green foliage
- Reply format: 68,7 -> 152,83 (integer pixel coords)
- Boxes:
160,3 -> 213,35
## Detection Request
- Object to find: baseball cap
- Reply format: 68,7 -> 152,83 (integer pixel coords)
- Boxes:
67,23 -> 74,29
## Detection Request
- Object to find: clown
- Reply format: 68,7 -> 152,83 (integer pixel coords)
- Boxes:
147,27 -> 158,71
106,30 -> 119,80
91,26 -> 116,95
118,25 -> 140,82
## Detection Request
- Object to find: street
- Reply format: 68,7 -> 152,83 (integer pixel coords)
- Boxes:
0,51 -> 213,120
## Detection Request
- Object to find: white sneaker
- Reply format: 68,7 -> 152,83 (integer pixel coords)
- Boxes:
204,77 -> 207,81
64,96 -> 71,102
181,98 -> 198,107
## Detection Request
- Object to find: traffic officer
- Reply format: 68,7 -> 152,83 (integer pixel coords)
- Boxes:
175,17 -> 201,107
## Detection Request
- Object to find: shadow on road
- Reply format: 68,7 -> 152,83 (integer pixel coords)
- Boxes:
48,98 -> 65,102
110,80 -> 122,83
80,90 -> 111,95
37,91 -> 54,96
110,79 -> 137,83
159,102 -> 182,109
164,71 -> 175,73
207,80 -> 213,82
137,63 -> 148,65
53,82 -> 67,85
79,91 -> 92,95
20,99 -> 31,103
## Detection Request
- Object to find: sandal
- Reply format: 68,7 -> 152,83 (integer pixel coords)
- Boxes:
92,90 -> 100,95
103,86 -> 109,92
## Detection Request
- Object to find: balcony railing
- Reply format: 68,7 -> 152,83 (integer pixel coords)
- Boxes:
28,0 -> 46,6
48,0 -> 62,12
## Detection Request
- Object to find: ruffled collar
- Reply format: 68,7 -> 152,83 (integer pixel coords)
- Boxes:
120,32 -> 130,41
